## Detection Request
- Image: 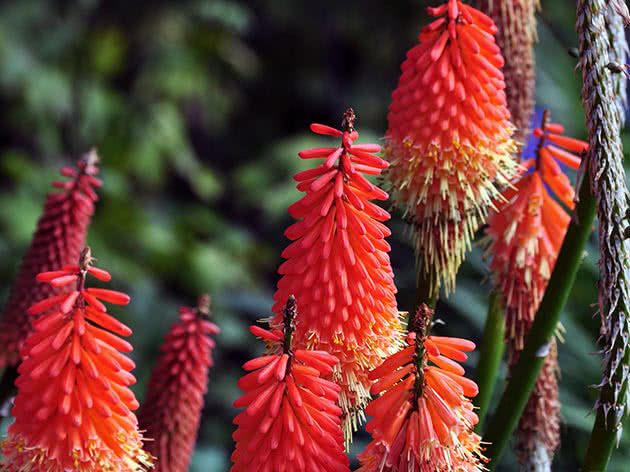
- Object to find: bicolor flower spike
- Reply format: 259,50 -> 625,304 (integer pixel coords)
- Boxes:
231,296 -> 350,472
357,305 -> 484,472
0,150 -> 101,368
485,112 -> 587,349
272,109 -> 402,435
0,248 -> 152,472
385,0 -> 520,295
138,295 -> 219,472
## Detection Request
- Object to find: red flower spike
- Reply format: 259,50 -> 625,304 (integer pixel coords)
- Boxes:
385,0 -> 520,295
138,294 -> 219,472
231,296 -> 350,472
0,248 -> 152,472
357,304 -> 485,472
485,112 -> 587,350
271,109 -> 403,439
0,150 -> 101,368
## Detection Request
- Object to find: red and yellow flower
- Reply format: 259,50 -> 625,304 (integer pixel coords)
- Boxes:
357,305 -> 484,471
385,0 -> 519,294
271,109 -> 402,434
0,248 -> 151,472
485,115 -> 587,349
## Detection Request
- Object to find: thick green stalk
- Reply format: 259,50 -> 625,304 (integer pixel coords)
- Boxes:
410,262 -> 439,329
474,290 -> 505,430
483,168 -> 596,470
583,354 -> 630,472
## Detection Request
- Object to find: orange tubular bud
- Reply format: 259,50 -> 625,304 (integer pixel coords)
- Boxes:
0,254 -> 151,472
271,109 -> 403,439
231,299 -> 349,472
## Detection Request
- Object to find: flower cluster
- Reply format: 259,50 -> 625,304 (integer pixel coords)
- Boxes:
357,305 -> 484,472
0,151 -> 101,368
232,297 -> 349,472
485,113 -> 586,465
138,295 -> 219,472
272,109 -> 402,434
485,115 -> 587,349
0,249 -> 151,472
385,0 -> 519,295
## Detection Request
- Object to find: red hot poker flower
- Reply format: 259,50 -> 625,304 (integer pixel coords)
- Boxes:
0,150 -> 101,368
138,295 -> 220,472
232,297 -> 349,472
272,109 -> 402,434
0,248 -> 152,472
385,0 -> 520,295
485,113 -> 585,466
357,305 -> 484,472
485,115 -> 587,349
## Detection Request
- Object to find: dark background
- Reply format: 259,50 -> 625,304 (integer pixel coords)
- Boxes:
0,0 -> 628,470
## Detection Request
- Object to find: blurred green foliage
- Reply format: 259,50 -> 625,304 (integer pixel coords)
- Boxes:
0,0 -> 628,470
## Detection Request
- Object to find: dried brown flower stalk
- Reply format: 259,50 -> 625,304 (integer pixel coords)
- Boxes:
516,339 -> 561,472
478,0 -> 540,145
577,0 -> 630,441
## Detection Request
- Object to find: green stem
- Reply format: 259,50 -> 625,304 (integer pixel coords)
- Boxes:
409,263 -> 439,331
474,289 -> 505,430
413,263 -> 438,311
483,167 -> 596,470
582,346 -> 630,471
582,407 -> 619,472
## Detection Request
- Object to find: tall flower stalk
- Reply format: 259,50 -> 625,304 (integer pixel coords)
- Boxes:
578,1 -> 630,469
0,248 -> 152,471
272,109 -> 402,437
0,150 -> 101,369
138,295 -> 220,472
385,0 -> 519,296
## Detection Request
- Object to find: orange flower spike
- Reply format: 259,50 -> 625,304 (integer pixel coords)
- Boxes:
485,110 -> 587,349
1,247 -> 152,472
357,304 -> 485,472
231,296 -> 350,472
272,108 -> 403,435
385,0 -> 520,295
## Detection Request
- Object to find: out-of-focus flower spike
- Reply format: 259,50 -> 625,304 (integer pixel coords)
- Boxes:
139,294 -> 219,472
385,0 -> 520,296
0,149 -> 101,369
1,247 -> 152,471
478,0 -> 539,144
271,109 -> 403,440
357,304 -> 485,471
231,296 -> 349,472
